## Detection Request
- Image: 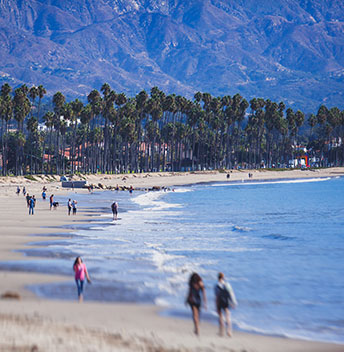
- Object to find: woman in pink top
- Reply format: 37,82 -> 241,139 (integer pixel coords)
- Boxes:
73,256 -> 91,302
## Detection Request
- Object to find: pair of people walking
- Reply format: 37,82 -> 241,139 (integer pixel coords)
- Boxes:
67,199 -> 77,215
186,272 -> 237,336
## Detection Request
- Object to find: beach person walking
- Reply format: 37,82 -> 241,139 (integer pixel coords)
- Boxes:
214,272 -> 238,337
26,193 -> 31,208
67,199 -> 72,215
28,195 -> 36,215
72,200 -> 77,215
42,190 -> 46,200
22,187 -> 26,196
73,256 -> 91,302
49,194 -> 54,210
111,201 -> 118,220
16,186 -> 20,196
186,272 -> 207,335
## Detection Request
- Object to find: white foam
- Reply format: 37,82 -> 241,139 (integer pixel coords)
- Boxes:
212,177 -> 332,187
133,191 -> 181,210
233,319 -> 341,343
173,188 -> 192,193
167,247 -> 263,253
233,225 -> 252,232
155,298 -> 171,307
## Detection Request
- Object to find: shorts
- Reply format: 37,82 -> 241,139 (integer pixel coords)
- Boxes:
217,302 -> 229,311
187,298 -> 201,310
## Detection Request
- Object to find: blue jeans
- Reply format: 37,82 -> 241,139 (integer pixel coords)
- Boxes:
75,279 -> 84,297
29,206 -> 34,215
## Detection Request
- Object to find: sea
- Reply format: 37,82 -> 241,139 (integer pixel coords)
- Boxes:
1,175 -> 344,344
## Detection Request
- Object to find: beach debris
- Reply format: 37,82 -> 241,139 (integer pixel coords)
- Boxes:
1,291 -> 21,300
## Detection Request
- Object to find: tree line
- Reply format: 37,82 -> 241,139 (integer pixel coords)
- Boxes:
0,82 -> 343,176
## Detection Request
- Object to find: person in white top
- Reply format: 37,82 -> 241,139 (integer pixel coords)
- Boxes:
214,272 -> 238,336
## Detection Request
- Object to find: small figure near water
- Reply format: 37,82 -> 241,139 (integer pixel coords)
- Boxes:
28,195 -> 36,215
67,199 -> 72,215
73,256 -> 91,302
22,186 -> 26,196
186,272 -> 207,335
42,190 -> 46,200
72,200 -> 77,215
111,201 -> 118,220
16,186 -> 20,196
26,193 -> 31,208
214,272 -> 237,337
49,194 -> 54,210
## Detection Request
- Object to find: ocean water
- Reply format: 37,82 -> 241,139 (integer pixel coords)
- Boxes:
2,176 -> 344,343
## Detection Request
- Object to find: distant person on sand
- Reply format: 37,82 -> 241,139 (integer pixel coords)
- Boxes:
214,272 -> 238,337
73,256 -> 91,302
29,195 -> 36,215
49,194 -> 54,210
16,186 -> 20,196
42,190 -> 46,200
67,199 -> 72,215
72,200 -> 77,215
186,272 -> 207,335
111,201 -> 118,220
22,186 -> 26,196
26,193 -> 31,208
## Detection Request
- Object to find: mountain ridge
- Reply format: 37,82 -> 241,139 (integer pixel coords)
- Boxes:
0,0 -> 343,111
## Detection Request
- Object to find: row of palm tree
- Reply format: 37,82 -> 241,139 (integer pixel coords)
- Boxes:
0,82 -> 344,176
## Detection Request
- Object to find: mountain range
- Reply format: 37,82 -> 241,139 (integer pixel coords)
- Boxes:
0,0 -> 344,112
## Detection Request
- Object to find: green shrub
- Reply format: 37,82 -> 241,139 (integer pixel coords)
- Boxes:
24,175 -> 37,181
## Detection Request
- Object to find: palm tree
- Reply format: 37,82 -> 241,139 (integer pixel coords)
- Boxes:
37,85 -> 46,120
101,83 -> 117,173
135,90 -> 148,172
145,88 -> 163,171
70,99 -> 84,173
13,85 -> 31,174
29,86 -> 38,118
26,115 -> 39,173
43,111 -> 54,174
80,104 -> 93,173
0,83 -> 13,175
52,92 -> 66,174
247,98 -> 265,168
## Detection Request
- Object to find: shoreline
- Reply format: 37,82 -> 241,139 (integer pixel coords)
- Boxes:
1,169 -> 344,351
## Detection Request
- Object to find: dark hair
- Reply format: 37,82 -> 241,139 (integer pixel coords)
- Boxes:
73,256 -> 82,267
218,272 -> 224,280
189,272 -> 202,287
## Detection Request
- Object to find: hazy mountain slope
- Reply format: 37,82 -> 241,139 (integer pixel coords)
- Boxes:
0,0 -> 343,111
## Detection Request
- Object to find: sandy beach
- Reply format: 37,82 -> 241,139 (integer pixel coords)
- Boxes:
1,168 -> 344,352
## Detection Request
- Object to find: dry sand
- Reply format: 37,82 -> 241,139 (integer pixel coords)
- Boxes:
0,169 -> 344,352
